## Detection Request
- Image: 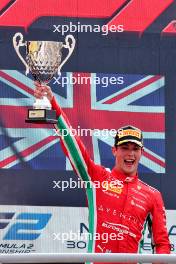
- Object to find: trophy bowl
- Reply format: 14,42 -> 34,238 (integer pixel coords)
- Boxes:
13,33 -> 76,123
26,41 -> 63,84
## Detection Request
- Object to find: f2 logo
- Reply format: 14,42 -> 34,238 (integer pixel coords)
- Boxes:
0,212 -> 51,240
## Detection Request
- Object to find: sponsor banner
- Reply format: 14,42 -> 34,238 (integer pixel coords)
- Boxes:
0,206 -> 175,254
0,205 -> 88,253
0,0 -> 174,35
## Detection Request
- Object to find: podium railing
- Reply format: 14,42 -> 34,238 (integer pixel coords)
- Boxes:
0,253 -> 175,263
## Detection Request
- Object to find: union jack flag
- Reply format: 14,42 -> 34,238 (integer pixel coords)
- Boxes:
0,70 -> 165,173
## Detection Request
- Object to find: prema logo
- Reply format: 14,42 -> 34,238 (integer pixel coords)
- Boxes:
0,212 -> 51,240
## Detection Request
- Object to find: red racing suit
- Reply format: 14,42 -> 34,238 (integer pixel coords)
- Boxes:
51,96 -> 170,263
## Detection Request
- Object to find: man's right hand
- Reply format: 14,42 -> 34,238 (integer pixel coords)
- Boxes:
34,81 -> 53,102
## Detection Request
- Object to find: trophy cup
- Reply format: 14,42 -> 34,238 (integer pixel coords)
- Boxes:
13,32 -> 76,123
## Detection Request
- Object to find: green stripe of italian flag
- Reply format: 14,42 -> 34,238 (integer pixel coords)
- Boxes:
55,115 -> 97,256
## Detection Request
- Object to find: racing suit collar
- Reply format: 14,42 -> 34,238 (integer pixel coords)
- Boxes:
111,168 -> 138,183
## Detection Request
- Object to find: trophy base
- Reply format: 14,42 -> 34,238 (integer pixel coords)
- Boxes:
25,109 -> 57,124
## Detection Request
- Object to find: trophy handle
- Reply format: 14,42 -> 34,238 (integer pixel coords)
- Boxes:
58,35 -> 76,74
13,32 -> 30,75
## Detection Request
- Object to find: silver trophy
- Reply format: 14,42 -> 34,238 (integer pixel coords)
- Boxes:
13,32 -> 76,123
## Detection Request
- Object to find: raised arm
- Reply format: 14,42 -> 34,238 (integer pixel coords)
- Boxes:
34,82 -> 106,182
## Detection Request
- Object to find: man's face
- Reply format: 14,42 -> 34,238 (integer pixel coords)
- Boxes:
112,142 -> 143,177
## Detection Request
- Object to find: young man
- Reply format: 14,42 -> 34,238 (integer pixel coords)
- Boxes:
34,83 -> 170,262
